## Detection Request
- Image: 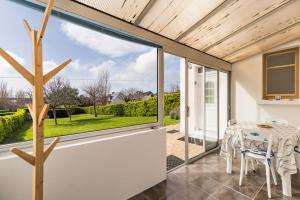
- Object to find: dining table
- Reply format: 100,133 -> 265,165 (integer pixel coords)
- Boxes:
220,121 -> 300,197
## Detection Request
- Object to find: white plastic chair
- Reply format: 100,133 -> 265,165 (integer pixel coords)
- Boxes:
228,119 -> 237,127
294,127 -> 300,168
228,120 -> 238,158
238,129 -> 277,199
265,119 -> 288,125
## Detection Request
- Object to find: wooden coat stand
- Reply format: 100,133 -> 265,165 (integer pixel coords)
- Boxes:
0,1 -> 71,199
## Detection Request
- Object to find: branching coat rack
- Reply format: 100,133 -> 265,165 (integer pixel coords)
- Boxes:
0,0 -> 71,200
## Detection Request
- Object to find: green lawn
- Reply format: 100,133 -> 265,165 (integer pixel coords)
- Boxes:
9,114 -> 179,143
164,116 -> 179,126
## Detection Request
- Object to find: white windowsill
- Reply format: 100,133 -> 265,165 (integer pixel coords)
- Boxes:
0,126 -> 165,160
257,100 -> 300,105
0,122 -> 159,154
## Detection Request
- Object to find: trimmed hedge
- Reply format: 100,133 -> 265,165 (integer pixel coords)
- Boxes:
170,107 -> 180,120
82,93 -> 179,117
0,109 -> 27,143
164,93 -> 180,115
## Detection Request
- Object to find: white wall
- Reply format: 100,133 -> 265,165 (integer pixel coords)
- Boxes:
231,39 -> 300,126
219,71 -> 228,139
0,128 -> 166,200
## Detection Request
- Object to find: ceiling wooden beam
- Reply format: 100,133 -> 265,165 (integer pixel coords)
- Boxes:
133,0 -> 157,25
175,0 -> 235,42
35,0 -> 231,71
203,0 -> 294,52
224,22 -> 300,62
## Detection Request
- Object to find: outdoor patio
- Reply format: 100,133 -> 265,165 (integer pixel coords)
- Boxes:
166,124 -> 204,170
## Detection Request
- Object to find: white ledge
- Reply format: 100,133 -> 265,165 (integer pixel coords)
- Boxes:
257,100 -> 300,105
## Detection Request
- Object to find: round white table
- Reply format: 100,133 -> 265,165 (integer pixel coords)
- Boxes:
220,122 -> 300,197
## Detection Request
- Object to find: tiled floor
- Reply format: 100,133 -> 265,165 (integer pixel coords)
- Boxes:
130,150 -> 300,200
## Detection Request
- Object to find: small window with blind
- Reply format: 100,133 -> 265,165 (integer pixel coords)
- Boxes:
263,47 -> 299,100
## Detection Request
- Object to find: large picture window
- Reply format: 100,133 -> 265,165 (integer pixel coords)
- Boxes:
263,47 -> 299,100
0,0 -> 158,145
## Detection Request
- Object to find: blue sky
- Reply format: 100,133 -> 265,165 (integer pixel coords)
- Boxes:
0,0 -> 180,95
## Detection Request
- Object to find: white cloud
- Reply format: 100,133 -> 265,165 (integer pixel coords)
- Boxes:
110,49 -> 158,92
0,50 -> 31,92
0,50 -> 25,77
69,59 -> 82,71
110,49 -> 181,92
129,49 -> 157,74
43,59 -> 84,75
61,22 -> 150,58
43,60 -> 58,74
89,60 -> 115,76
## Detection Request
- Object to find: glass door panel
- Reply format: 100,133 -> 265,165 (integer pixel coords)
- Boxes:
187,62 -> 205,159
204,68 -> 219,151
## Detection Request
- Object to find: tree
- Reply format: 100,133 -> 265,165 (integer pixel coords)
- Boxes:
117,88 -> 144,102
82,81 -> 100,117
44,77 -> 65,125
26,89 -> 33,100
168,83 -> 180,93
82,68 -> 111,117
15,89 -> 27,108
78,94 -> 93,107
98,68 -> 111,105
61,82 -> 78,120
0,81 -> 11,110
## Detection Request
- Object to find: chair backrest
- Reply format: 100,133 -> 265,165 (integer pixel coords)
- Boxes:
228,119 -> 237,127
238,129 -> 273,158
265,119 -> 288,125
295,127 -> 300,153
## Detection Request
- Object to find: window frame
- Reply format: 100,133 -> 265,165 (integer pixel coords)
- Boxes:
0,0 -> 163,149
263,47 -> 299,100
205,81 -> 215,104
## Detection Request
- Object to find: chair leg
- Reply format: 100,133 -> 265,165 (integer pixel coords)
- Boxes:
251,159 -> 256,172
233,148 -> 236,159
245,158 -> 249,175
270,161 -> 278,185
266,162 -> 271,198
239,154 -> 245,186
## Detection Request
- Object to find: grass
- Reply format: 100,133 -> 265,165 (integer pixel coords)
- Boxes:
8,114 -> 179,143
164,116 -> 180,126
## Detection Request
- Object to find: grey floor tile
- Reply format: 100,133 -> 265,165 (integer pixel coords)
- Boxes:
254,182 -> 300,200
224,170 -> 266,199
211,186 -> 251,200
191,174 -> 223,194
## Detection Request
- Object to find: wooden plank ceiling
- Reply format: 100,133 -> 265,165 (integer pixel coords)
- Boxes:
74,0 -> 300,63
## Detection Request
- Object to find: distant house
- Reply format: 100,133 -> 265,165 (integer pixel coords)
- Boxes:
108,91 -> 154,104
109,92 -> 124,104
141,91 -> 153,101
